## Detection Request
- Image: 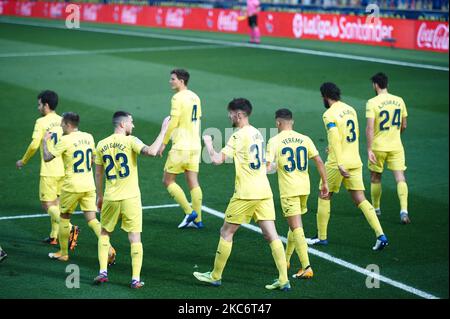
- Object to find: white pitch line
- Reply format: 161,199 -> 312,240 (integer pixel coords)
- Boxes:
0,18 -> 448,72
0,44 -> 226,58
0,203 -> 440,299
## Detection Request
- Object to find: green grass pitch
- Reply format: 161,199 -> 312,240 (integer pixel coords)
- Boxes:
0,16 -> 448,299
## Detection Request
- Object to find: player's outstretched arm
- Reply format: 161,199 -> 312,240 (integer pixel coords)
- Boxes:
312,155 -> 329,198
141,116 -> 171,157
16,138 -> 40,169
42,132 -> 55,162
203,135 -> 226,165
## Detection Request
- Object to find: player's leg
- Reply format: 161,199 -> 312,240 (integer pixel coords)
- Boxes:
194,197 -> 250,286
369,151 -> 387,216
185,169 -> 203,228
163,157 -> 196,228
387,149 -> 409,224
287,196 -> 313,279
40,176 -> 62,244
48,191 -> 79,260
94,199 -> 120,285
94,228 -> 111,285
370,171 -> 383,216
255,198 -> 289,290
253,15 -> 261,44
128,232 -> 144,288
312,166 -> 340,244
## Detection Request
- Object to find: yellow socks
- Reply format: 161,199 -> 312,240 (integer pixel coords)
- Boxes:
167,183 -> 192,215
397,181 -> 408,211
131,242 -> 143,281
190,186 -> 203,222
292,227 -> 310,270
211,237 -> 232,281
88,219 -> 102,238
47,205 -> 60,239
270,239 -> 288,284
317,198 -> 331,240
98,235 -> 110,272
59,218 -> 70,256
285,229 -> 295,266
371,183 -> 382,210
358,200 -> 384,237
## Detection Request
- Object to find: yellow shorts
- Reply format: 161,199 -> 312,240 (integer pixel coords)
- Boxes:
320,166 -> 365,193
281,195 -> 309,218
101,196 -> 142,233
60,190 -> 97,214
225,197 -> 275,224
164,149 -> 200,174
368,149 -> 407,173
39,176 -> 63,202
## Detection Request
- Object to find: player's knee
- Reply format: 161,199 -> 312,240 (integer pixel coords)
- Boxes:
370,172 -> 382,183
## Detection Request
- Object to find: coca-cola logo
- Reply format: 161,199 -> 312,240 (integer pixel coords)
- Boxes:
217,11 -> 238,32
83,4 -> 100,22
417,23 -> 449,51
165,8 -> 184,28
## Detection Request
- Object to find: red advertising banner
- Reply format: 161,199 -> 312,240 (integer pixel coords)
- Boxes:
0,0 -> 448,52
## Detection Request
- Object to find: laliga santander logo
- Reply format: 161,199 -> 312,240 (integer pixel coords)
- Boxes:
83,4 -> 101,22
121,6 -> 140,25
165,8 -> 184,28
155,8 -> 163,25
0,2 -> 4,15
417,23 -> 449,51
218,11 -> 239,32
292,13 -> 303,38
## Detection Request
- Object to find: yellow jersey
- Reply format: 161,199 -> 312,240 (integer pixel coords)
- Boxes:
95,134 -> 145,201
323,101 -> 362,169
165,89 -> 202,151
366,92 -> 408,152
31,112 -> 64,177
221,125 -> 272,200
267,130 -> 319,197
50,131 -> 96,193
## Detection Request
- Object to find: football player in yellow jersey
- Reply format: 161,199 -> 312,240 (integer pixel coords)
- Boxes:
42,112 -> 115,263
16,90 -> 65,245
266,108 -> 328,280
194,98 -> 290,291
93,111 -> 170,289
308,83 -> 388,251
158,69 -> 204,229
366,73 -> 410,224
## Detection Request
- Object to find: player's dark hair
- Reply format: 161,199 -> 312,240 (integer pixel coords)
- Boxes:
227,98 -> 252,116
37,90 -> 58,110
320,82 -> 341,101
371,72 -> 388,89
171,69 -> 190,85
275,108 -> 293,120
62,112 -> 80,128
113,111 -> 131,127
